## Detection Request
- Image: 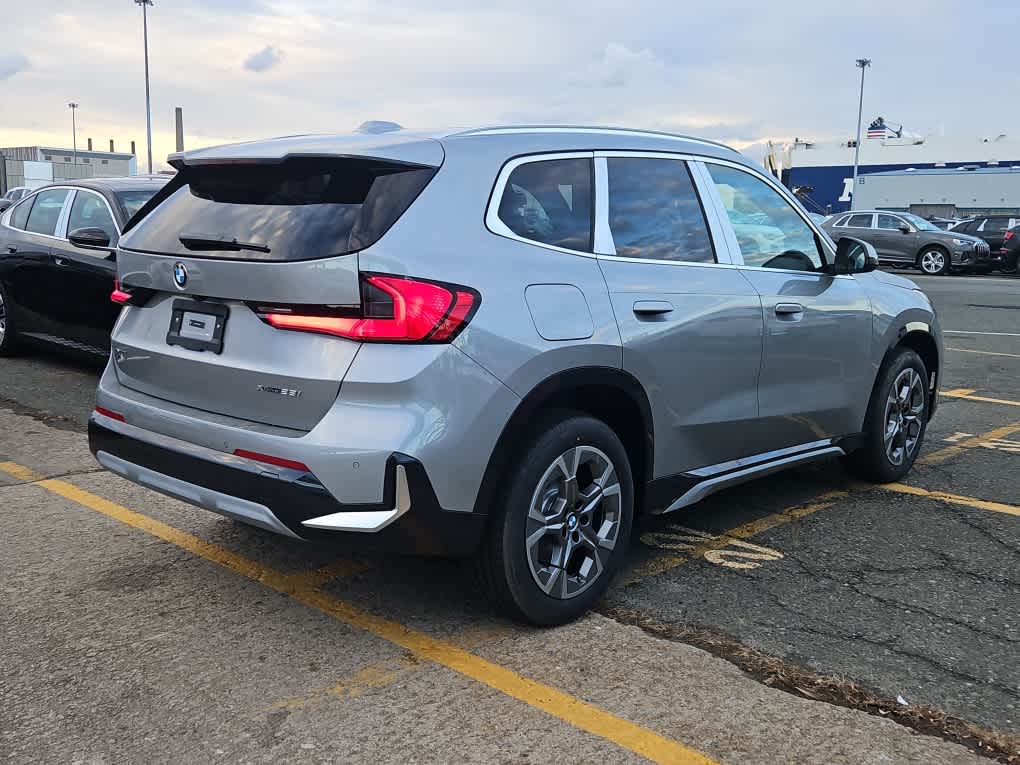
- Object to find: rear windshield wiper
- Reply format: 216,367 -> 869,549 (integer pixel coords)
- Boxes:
179,233 -> 271,254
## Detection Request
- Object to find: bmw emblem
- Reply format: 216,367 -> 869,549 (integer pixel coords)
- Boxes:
172,262 -> 188,289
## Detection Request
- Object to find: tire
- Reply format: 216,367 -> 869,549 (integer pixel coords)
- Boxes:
845,348 -> 929,483
916,246 -> 950,275
0,281 -> 21,357
475,412 -> 634,626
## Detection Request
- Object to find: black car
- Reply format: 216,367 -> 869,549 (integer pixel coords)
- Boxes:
0,177 -> 167,357
999,225 -> 1020,274
950,215 -> 1020,272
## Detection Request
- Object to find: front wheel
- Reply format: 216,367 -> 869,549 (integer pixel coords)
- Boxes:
917,247 -> 950,275
476,413 -> 634,626
845,348 -> 929,483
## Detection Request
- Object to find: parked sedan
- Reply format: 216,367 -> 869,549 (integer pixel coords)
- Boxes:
949,216 -> 1020,272
822,210 -> 989,275
0,176 -> 168,357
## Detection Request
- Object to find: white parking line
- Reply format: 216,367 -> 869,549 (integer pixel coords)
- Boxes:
944,330 -> 1020,337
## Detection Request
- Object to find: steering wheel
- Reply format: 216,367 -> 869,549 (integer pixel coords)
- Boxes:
760,250 -> 816,272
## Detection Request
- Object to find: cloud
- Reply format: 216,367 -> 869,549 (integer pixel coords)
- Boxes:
243,45 -> 282,73
572,43 -> 665,88
0,54 -> 29,81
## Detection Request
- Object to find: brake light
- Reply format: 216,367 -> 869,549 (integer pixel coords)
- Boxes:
111,278 -> 132,305
233,449 -> 311,473
94,406 -> 126,422
264,275 -> 479,343
1004,230 -> 1015,242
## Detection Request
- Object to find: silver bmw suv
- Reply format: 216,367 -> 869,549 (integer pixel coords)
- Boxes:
89,126 -> 942,625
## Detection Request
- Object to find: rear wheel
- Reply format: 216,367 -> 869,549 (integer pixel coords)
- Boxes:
917,247 -> 949,275
476,413 -> 634,626
846,348 -> 929,483
0,282 -> 21,357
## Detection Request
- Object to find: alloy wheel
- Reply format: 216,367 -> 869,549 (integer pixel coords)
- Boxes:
525,445 -> 622,600
883,367 -> 925,466
919,249 -> 946,275
0,290 -> 6,345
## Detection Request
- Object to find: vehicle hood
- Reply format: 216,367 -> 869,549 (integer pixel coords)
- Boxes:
871,269 -> 921,292
937,230 -> 983,245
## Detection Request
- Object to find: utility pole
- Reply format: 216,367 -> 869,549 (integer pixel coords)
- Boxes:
136,0 -> 154,173
851,58 -> 871,211
68,103 -> 79,164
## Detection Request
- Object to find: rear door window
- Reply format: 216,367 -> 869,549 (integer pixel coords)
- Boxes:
496,158 -> 593,251
121,158 -> 437,261
846,213 -> 874,228
24,189 -> 70,236
605,157 -> 715,262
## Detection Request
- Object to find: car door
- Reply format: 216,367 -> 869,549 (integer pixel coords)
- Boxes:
830,212 -> 875,249
874,212 -> 918,262
701,160 -> 872,449
594,154 -> 766,479
48,188 -> 122,350
2,188 -> 72,340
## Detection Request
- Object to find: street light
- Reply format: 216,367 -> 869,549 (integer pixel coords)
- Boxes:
135,0 -> 154,174
68,102 -> 79,165
850,58 -> 871,211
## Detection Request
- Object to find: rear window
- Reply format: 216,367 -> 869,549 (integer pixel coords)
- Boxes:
846,213 -> 873,228
121,158 -> 436,261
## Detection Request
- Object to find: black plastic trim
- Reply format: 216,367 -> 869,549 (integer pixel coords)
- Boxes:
88,418 -> 485,557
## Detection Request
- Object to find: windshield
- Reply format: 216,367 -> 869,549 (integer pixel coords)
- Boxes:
901,213 -> 940,232
117,190 -> 161,219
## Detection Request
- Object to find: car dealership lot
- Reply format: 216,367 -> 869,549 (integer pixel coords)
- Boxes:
1,273 -> 1017,764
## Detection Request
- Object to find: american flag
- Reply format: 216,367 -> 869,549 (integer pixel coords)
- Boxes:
867,118 -> 900,139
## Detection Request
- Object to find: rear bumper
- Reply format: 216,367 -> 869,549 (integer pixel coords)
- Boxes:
88,415 -> 486,557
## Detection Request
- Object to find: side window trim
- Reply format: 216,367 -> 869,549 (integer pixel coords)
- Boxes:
698,156 -> 838,274
688,160 -> 740,265
592,157 -> 615,255
485,151 -> 595,256
55,190 -> 77,239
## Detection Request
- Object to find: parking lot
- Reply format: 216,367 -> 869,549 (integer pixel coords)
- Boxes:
1,272 -> 1017,764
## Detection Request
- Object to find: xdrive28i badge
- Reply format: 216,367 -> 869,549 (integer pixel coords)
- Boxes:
172,262 -> 188,289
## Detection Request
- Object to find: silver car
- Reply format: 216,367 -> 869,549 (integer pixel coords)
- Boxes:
88,126 -> 942,625
822,209 -> 990,275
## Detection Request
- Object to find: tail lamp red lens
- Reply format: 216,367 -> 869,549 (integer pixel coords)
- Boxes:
1004,230 -> 1015,242
111,278 -> 132,305
264,275 -> 478,343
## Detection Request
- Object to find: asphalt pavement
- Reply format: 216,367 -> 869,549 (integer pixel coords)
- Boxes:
1,270 -> 1017,764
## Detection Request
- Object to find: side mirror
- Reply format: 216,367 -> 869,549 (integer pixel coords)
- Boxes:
898,224 -> 912,234
68,227 -> 114,250
834,236 -> 879,274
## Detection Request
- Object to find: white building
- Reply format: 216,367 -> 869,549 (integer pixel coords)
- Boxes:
853,166 -> 1020,218
1,145 -> 138,193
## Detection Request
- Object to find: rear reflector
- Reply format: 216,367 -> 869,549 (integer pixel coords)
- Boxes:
263,274 -> 479,343
233,449 -> 311,473
94,406 -> 126,422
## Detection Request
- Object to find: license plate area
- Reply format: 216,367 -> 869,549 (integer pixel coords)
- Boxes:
166,299 -> 228,354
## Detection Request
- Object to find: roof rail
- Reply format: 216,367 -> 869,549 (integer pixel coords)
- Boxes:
449,125 -> 739,153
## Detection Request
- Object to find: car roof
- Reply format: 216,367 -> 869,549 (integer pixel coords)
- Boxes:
169,125 -> 744,169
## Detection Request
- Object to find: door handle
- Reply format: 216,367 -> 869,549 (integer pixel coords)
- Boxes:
54,256 -> 68,267
633,300 -> 674,316
775,303 -> 805,316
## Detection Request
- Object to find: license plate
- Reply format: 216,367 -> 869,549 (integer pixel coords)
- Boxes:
166,299 -> 229,354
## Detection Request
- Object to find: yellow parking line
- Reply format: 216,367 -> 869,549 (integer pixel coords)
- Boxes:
0,462 -> 717,765
624,490 -> 849,584
946,346 -> 1020,360
941,388 -> 1020,408
878,483 -> 1020,517
920,418 -> 1020,465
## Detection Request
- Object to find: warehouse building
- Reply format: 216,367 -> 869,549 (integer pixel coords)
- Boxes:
853,166 -> 1020,218
0,143 -> 138,194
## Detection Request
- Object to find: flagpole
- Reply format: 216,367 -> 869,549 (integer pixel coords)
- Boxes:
851,58 -> 871,211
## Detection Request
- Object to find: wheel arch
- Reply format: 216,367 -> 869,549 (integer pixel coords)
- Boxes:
877,323 -> 940,421
472,367 -> 654,515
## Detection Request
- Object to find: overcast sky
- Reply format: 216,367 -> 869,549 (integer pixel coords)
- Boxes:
3,0 -> 1017,169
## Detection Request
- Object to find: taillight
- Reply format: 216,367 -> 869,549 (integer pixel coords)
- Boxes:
111,278 -> 132,305
233,449 -> 311,473
1004,230 -> 1015,242
94,406 -> 126,422
263,274 -> 479,343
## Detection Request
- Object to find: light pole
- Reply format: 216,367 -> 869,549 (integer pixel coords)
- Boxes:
68,103 -> 79,164
850,58 -> 871,211
135,0 -> 154,174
